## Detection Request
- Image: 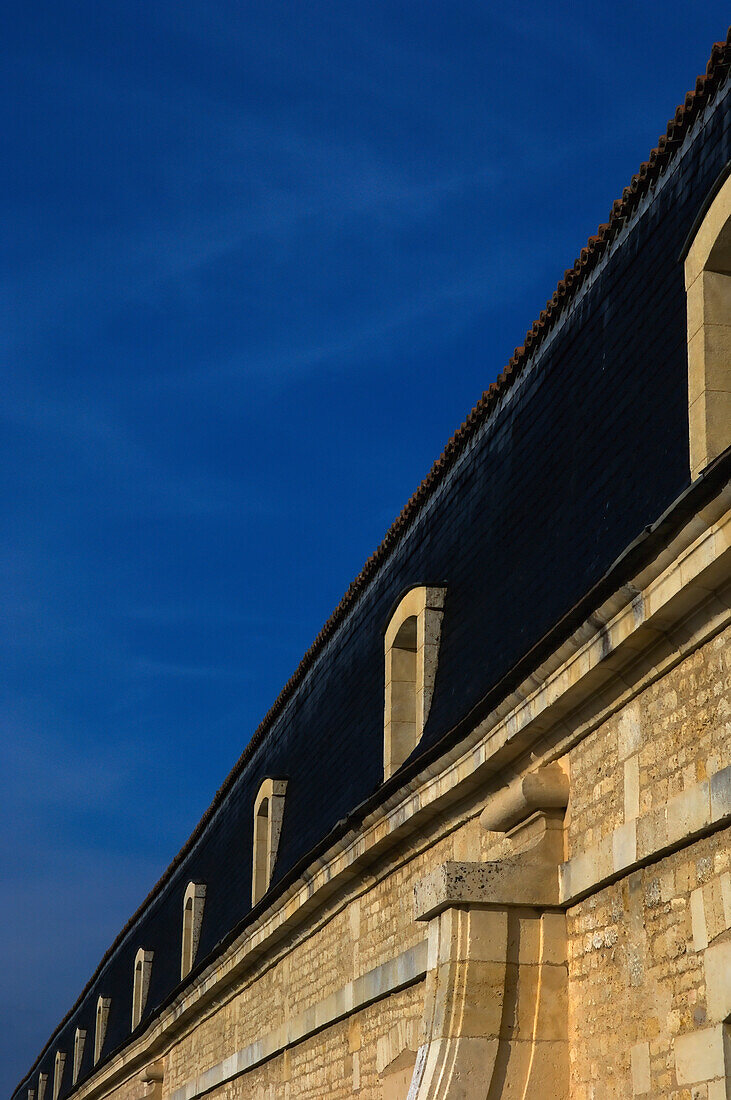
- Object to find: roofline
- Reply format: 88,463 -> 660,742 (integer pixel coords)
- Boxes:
13,27 -> 731,1096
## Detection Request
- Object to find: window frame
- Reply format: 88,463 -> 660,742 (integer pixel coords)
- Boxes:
72,1029 -> 86,1085
251,778 -> 288,906
181,882 -> 206,979
94,997 -> 111,1064
383,585 -> 446,781
52,1053 -> 65,1100
131,948 -> 154,1030
685,171 -> 731,479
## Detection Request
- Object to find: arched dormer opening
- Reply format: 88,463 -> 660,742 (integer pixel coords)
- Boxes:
72,1029 -> 86,1085
52,1053 -> 65,1100
131,948 -> 153,1030
383,586 -> 446,781
251,778 -> 287,906
181,882 -> 206,979
685,168 -> 731,479
94,997 -> 110,1064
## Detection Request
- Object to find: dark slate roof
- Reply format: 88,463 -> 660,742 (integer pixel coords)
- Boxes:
12,29 -> 731,1099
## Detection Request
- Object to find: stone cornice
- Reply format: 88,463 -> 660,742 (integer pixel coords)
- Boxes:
68,489 -> 731,1100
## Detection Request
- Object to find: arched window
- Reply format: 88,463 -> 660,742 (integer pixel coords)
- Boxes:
72,1029 -> 86,1085
383,586 -> 446,780
251,778 -> 287,906
52,1053 -> 66,1100
181,882 -> 206,979
131,948 -> 153,1030
38,1075 -> 47,1100
94,997 -> 110,1064
685,170 -> 731,480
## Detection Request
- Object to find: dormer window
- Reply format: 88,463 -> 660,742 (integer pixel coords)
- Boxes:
685,170 -> 731,479
383,586 -> 446,780
72,1029 -> 86,1085
52,1053 -> 65,1100
131,949 -> 153,1029
181,882 -> 206,979
251,778 -> 287,906
94,997 -> 110,1063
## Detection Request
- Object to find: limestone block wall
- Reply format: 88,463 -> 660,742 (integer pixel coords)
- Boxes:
567,829 -> 730,1099
164,622 -> 728,1100
181,984 -> 422,1100
565,625 -> 731,1098
159,818 -> 478,1099
567,626 -> 731,855
65,616 -> 729,1100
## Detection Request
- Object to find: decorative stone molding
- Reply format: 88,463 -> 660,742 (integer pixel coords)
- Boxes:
410,759 -> 570,1098
384,586 -> 446,780
94,997 -> 111,1064
409,764 -> 731,1097
685,171 -> 731,480
252,778 -> 288,905
479,761 -> 569,833
181,883 -> 206,979
413,837 -> 562,922
138,1061 -> 164,1100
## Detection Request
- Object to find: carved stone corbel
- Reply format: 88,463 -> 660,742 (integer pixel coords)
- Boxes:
408,762 -> 570,1099
138,1061 -> 163,1100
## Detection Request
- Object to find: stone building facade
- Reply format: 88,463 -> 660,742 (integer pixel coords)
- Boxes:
13,30 -> 731,1100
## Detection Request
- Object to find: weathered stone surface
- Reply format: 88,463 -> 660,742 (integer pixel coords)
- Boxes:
479,762 -> 569,833
414,858 -> 560,921
675,1024 -> 727,1086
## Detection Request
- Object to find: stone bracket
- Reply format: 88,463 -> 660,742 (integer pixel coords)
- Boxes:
138,1062 -> 163,1100
480,762 -> 569,834
407,906 -> 568,1099
413,859 -> 560,922
414,797 -> 566,922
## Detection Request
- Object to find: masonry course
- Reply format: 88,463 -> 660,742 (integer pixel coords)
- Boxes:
13,31 -> 731,1100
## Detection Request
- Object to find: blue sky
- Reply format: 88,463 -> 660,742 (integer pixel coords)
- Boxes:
2,1 -> 728,1087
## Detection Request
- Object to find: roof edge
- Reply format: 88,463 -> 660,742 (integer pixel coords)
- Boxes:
12,27 -> 731,1098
